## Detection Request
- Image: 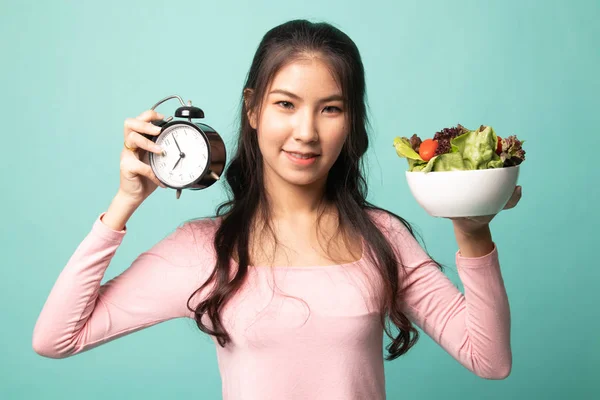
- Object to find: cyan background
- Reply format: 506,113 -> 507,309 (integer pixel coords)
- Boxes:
2,0 -> 598,399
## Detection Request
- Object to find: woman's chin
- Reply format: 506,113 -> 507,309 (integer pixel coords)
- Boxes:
284,174 -> 321,187
277,168 -> 327,187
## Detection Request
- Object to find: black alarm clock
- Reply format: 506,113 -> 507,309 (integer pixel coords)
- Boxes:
141,95 -> 226,199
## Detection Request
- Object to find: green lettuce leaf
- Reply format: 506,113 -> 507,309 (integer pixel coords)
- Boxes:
431,152 -> 467,171
449,126 -> 503,170
393,137 -> 423,161
412,156 -> 437,172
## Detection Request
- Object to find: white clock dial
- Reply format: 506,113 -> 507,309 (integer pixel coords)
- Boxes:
151,125 -> 209,188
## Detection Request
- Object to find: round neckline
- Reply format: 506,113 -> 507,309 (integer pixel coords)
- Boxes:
241,236 -> 366,270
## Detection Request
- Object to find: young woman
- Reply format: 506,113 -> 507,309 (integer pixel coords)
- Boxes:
33,19 -> 520,400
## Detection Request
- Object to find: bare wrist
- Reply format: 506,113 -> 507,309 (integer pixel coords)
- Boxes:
102,191 -> 142,231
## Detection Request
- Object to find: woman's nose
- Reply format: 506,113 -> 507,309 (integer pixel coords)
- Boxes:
293,111 -> 319,142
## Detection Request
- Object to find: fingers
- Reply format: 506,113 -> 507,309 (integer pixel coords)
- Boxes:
125,131 -> 164,155
503,185 -> 522,209
123,109 -> 165,153
125,118 -> 163,137
136,109 -> 164,123
124,117 -> 164,155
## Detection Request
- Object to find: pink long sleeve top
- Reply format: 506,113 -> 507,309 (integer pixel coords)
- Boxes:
32,208 -> 512,399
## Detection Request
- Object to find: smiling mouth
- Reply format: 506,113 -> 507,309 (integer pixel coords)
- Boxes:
283,150 -> 320,159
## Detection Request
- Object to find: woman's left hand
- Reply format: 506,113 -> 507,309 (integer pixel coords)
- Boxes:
448,185 -> 522,235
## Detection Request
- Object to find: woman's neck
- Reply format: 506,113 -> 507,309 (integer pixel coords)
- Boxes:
264,174 -> 330,221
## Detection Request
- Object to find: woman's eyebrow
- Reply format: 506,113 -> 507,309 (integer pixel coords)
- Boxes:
268,89 -> 344,103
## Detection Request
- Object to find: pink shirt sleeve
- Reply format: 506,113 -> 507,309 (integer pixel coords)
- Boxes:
384,213 -> 512,379
32,213 -> 212,359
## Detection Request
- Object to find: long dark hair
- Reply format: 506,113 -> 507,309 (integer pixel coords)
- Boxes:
186,19 -> 445,361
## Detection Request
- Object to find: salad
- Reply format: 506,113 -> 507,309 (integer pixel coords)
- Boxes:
393,124 -> 526,172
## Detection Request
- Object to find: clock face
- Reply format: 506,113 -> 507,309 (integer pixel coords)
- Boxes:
150,124 -> 209,188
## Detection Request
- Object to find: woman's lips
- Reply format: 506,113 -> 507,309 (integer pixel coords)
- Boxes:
283,150 -> 319,166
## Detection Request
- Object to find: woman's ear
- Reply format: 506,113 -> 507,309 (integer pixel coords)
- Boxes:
243,88 -> 258,129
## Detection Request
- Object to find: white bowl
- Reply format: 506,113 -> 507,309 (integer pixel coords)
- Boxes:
405,165 -> 520,218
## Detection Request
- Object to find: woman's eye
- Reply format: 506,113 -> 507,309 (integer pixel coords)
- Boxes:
323,106 -> 342,113
276,101 -> 294,109
275,102 -> 341,113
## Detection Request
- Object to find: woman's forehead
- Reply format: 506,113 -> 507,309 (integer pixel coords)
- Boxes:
268,59 -> 342,99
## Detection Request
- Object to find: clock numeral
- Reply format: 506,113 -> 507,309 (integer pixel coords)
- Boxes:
189,172 -> 195,179
164,138 -> 171,146
159,161 -> 166,168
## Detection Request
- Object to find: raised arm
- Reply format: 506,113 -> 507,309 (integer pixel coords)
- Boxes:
32,212 -> 212,359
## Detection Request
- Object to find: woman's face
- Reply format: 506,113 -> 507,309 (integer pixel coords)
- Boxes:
248,57 -> 348,189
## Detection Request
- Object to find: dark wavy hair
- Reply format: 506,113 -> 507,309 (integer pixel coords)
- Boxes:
186,19 -> 445,361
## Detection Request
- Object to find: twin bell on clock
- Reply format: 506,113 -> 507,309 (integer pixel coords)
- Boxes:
141,95 -> 226,200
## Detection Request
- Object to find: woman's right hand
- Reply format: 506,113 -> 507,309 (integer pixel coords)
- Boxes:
119,109 -> 167,204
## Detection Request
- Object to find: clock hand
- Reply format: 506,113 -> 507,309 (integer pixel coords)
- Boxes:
172,156 -> 182,171
173,134 -> 184,156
